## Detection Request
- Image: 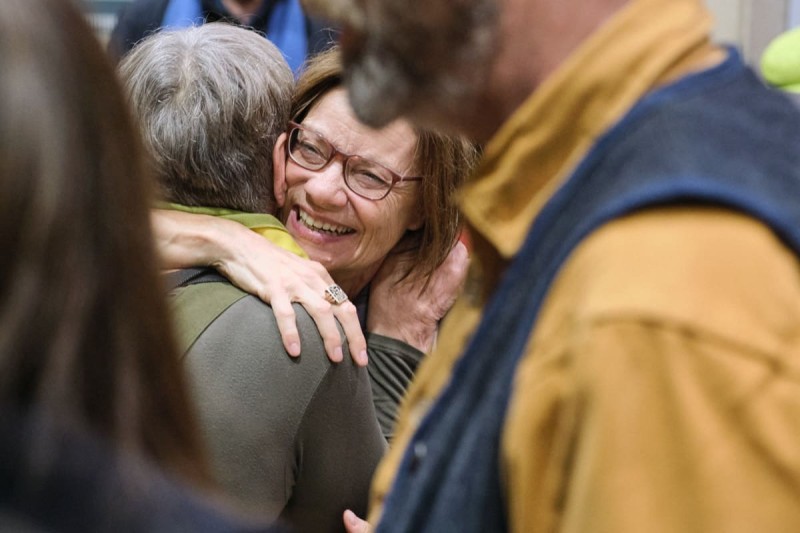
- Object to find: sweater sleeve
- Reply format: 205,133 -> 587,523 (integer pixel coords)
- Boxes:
365,333 -> 425,441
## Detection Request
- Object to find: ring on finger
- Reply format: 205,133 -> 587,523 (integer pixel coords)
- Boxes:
324,284 -> 348,305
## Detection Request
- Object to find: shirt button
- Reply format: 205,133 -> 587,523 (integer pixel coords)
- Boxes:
408,442 -> 427,473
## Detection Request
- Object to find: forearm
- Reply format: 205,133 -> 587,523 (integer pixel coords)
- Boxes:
152,209 -> 244,270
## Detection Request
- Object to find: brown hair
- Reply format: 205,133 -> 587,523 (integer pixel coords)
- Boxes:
119,23 -> 294,214
293,47 -> 480,285
0,0 -> 208,486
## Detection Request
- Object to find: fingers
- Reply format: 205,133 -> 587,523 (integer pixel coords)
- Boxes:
269,292 -> 301,357
436,240 -> 470,293
290,285 -> 366,366
302,296 -> 345,363
334,301 -> 368,366
343,510 -> 371,533
276,262 -> 366,365
448,240 -> 470,273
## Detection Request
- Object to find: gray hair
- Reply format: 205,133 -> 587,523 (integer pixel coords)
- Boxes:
118,23 -> 293,213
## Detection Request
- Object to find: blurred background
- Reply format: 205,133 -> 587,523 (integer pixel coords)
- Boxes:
84,0 -> 129,44
83,0 -> 800,66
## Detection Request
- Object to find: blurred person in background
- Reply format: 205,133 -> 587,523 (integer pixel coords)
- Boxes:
108,0 -> 336,71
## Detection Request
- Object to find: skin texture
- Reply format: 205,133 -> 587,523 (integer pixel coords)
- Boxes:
273,88 -> 423,296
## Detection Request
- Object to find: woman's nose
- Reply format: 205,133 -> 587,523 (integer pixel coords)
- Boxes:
303,163 -> 349,209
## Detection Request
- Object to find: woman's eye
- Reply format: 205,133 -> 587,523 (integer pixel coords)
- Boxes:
298,140 -> 326,160
354,169 -> 390,187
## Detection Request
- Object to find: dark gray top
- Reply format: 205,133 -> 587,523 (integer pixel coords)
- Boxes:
172,282 -> 386,533
365,334 -> 424,442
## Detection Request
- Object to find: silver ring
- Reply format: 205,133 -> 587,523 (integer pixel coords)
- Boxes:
324,284 -> 348,305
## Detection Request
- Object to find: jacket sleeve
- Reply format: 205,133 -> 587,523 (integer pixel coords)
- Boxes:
366,333 -> 424,441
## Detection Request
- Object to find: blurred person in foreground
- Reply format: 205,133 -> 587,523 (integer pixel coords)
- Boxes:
109,0 -> 336,72
298,0 -> 800,531
0,0 -> 275,531
119,24 -> 386,532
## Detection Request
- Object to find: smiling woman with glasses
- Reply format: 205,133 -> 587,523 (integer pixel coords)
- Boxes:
151,46 -> 479,443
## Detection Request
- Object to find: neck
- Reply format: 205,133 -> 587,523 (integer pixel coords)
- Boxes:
468,0 -> 631,143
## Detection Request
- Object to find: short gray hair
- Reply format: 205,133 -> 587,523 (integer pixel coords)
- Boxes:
118,23 -> 293,213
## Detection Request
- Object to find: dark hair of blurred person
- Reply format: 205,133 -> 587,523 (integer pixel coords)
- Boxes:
0,0 -> 270,530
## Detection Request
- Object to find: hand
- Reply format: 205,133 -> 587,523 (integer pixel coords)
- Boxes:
152,209 -> 367,366
343,510 -> 372,533
367,241 -> 469,353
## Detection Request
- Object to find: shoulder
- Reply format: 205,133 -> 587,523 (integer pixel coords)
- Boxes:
183,286 -> 335,380
179,284 -> 367,403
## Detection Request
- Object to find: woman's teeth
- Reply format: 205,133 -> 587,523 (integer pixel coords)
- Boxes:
298,210 -> 353,235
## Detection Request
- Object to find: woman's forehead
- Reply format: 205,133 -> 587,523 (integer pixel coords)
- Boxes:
303,88 -> 417,167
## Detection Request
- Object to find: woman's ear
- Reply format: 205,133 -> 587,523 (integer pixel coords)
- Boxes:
273,132 -> 288,207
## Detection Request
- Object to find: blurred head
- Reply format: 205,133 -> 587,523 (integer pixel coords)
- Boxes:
0,0 -> 207,485
273,47 -> 479,294
301,0 -> 499,132
119,23 -> 294,214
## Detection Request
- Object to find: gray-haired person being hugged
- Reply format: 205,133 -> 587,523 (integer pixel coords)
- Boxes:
118,23 -> 385,532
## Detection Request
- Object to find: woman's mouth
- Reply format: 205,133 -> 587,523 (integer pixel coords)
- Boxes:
297,209 -> 354,236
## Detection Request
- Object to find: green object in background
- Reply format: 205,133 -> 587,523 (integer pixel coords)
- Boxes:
761,27 -> 800,93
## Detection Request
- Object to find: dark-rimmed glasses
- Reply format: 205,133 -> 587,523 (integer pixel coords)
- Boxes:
285,121 -> 423,201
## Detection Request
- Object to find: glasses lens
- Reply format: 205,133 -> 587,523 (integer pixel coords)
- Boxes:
345,157 -> 394,199
289,127 -> 331,170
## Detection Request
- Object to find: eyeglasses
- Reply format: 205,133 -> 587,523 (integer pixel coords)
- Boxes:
285,121 -> 423,201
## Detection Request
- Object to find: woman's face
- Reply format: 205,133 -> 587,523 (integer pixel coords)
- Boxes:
273,88 -> 422,294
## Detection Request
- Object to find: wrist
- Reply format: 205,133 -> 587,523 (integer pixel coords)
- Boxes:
368,321 -> 437,353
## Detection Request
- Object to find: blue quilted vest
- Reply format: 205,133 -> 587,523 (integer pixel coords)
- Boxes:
377,49 -> 800,532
